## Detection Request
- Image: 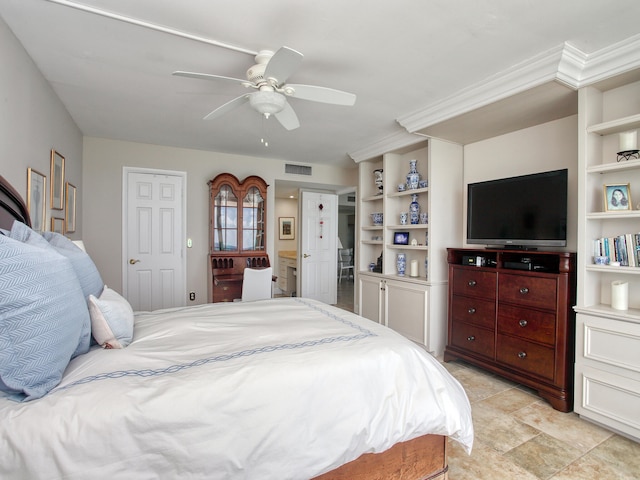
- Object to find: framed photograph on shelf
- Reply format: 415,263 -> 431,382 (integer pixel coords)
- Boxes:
603,183 -> 632,212
279,217 -> 295,240
51,217 -> 65,234
50,149 -> 65,210
65,182 -> 76,233
27,167 -> 47,232
393,231 -> 409,245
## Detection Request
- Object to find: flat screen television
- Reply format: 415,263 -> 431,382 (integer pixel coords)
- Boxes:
466,168 -> 567,249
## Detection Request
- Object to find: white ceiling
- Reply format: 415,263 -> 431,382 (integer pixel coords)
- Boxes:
2,0 -> 640,179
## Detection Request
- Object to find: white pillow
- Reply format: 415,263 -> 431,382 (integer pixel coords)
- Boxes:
88,286 -> 134,349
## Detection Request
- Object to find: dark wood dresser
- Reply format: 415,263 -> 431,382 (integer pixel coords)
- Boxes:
444,248 -> 576,412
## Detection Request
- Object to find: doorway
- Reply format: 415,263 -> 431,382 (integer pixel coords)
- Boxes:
337,191 -> 356,312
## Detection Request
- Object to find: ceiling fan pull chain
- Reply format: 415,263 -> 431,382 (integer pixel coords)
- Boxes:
261,115 -> 269,147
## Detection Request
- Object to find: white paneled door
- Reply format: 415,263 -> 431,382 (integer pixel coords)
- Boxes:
300,191 -> 337,304
124,169 -> 186,311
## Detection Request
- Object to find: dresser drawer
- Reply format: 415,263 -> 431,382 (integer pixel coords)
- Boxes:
496,333 -> 555,380
451,322 -> 494,359
498,273 -> 557,310
451,267 -> 496,300
497,304 -> 556,345
451,295 -> 495,329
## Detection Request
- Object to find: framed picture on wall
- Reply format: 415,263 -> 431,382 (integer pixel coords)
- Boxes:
65,182 -> 76,233
27,167 -> 46,232
279,217 -> 295,240
50,149 -> 65,210
51,217 -> 65,234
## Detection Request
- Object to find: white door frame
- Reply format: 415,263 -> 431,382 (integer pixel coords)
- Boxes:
122,167 -> 187,308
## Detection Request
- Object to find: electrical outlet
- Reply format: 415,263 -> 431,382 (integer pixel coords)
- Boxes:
189,292 -> 195,301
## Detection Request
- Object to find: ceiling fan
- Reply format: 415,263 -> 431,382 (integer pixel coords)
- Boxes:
173,46 -> 356,130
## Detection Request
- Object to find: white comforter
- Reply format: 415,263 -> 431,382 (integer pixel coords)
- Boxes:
0,298 -> 473,479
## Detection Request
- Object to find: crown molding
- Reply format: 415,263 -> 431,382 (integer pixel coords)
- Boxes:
397,44 -> 575,133
578,33 -> 640,86
348,129 -> 425,163
397,36 -> 640,134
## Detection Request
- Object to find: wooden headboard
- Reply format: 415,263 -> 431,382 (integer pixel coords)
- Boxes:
0,175 -> 31,230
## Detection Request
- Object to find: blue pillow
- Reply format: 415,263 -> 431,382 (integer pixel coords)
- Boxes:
8,222 -> 95,357
41,231 -> 104,299
0,234 -> 89,401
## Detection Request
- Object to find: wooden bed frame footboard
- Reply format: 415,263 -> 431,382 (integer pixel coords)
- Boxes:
312,434 -> 448,480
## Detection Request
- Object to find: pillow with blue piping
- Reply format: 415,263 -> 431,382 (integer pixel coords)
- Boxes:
0,233 -> 89,401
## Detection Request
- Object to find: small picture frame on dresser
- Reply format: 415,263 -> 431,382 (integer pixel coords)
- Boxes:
604,183 -> 632,212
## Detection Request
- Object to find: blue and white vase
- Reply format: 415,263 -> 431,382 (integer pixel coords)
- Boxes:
406,159 -> 420,190
409,194 -> 420,224
396,253 -> 406,276
424,257 -> 429,279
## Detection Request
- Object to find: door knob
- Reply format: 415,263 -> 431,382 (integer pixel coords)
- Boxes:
129,259 -> 141,264
303,253 -> 310,258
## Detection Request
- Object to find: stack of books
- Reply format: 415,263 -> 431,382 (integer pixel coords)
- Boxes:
594,233 -> 640,266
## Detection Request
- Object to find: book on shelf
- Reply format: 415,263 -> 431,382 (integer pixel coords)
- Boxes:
594,233 -> 640,266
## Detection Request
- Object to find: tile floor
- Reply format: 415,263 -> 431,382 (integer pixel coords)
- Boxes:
442,359 -> 640,479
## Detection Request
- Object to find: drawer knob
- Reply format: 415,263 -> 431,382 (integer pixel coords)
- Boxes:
519,319 -> 528,327
519,287 -> 529,295
468,307 -> 476,314
518,351 -> 527,359
468,280 -> 477,287
467,335 -> 475,342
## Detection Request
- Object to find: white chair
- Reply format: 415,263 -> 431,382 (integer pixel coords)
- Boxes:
338,248 -> 354,281
241,267 -> 273,302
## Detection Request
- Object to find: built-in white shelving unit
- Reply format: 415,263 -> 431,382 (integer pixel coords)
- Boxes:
356,139 -> 463,356
574,75 -> 640,441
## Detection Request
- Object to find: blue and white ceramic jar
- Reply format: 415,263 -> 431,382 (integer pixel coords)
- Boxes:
407,159 -> 420,190
396,253 -> 406,276
409,194 -> 420,224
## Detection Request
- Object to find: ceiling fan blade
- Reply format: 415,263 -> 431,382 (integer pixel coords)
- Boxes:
274,102 -> 300,130
285,84 -> 356,106
203,94 -> 250,120
173,71 -> 247,86
264,46 -> 304,86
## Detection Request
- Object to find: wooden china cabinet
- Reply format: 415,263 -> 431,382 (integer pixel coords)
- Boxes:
207,173 -> 270,302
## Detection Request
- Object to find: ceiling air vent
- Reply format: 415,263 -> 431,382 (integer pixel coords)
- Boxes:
348,196 -> 356,203
285,164 -> 312,176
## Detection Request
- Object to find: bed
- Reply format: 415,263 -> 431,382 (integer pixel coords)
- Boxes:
0,175 -> 473,479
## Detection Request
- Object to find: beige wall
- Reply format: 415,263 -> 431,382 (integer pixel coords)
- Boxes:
0,16 -> 83,237
82,137 -> 357,304
462,115 -> 578,251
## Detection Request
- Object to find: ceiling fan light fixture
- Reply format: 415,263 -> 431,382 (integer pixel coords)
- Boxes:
250,90 -> 286,117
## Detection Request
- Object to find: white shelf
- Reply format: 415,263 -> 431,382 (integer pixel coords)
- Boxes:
386,187 -> 429,198
362,194 -> 384,202
585,264 -> 640,275
387,244 -> 428,251
587,113 -> 640,136
386,224 -> 428,229
574,304 -> 640,324
586,210 -> 640,219
587,210 -> 640,220
587,158 -> 640,174
361,240 -> 383,245
362,225 -> 384,230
